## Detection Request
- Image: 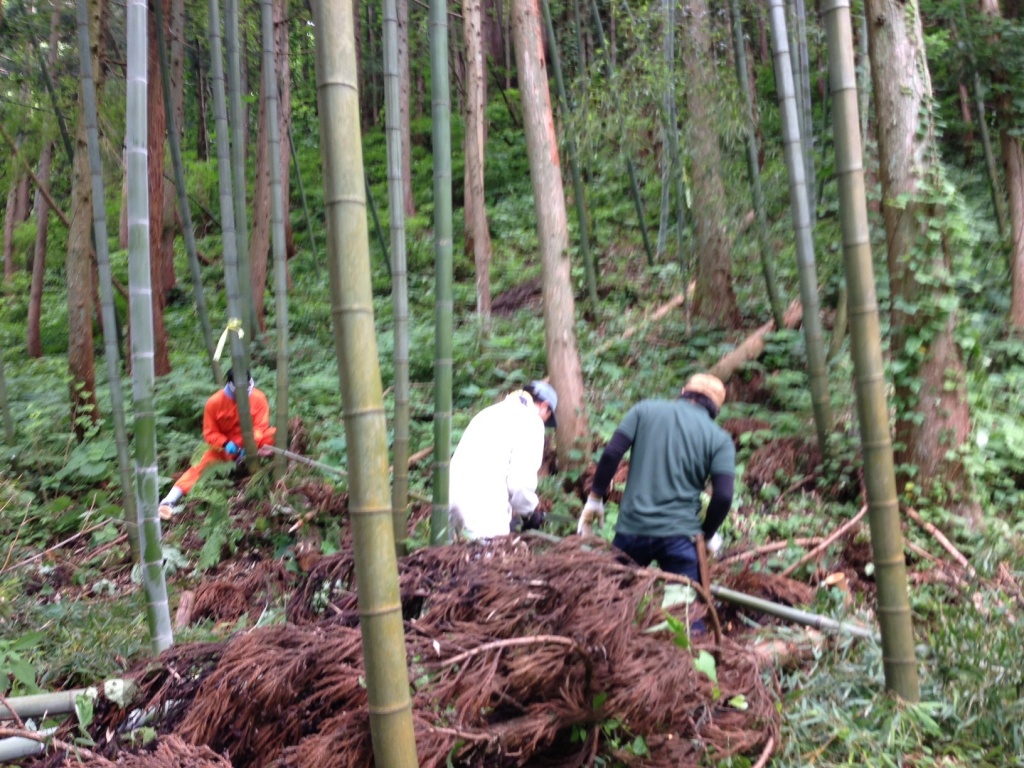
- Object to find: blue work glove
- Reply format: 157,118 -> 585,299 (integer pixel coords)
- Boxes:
224,440 -> 241,457
236,448 -> 246,461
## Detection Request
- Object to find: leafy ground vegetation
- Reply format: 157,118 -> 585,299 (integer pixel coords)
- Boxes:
2,66 -> 1024,768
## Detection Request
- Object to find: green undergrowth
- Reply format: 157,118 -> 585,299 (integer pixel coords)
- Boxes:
0,122 -> 1023,768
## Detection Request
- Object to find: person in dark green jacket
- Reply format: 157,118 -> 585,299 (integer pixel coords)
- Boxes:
577,373 -> 735,585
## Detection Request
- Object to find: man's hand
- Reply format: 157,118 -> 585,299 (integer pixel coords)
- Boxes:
577,495 -> 605,536
258,445 -> 275,458
224,440 -> 241,457
706,532 -> 723,557
522,509 -> 546,531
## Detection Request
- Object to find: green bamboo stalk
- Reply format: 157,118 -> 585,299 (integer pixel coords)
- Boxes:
588,0 -> 654,266
260,0 -> 290,480
731,0 -> 786,329
209,0 -> 258,457
384,0 -> 412,552
154,0 -> 222,386
822,0 -> 919,701
540,0 -> 597,308
573,0 -> 586,75
657,0 -> 673,262
225,0 -> 254,346
973,75 -> 1008,239
794,0 -> 816,216
286,120 -> 321,277
365,173 -> 391,275
768,0 -> 833,457
35,46 -> 74,167
126,0 -> 173,654
430,0 -> 453,545
0,345 -> 13,444
310,0 -> 419,760
858,5 -> 869,141
76,0 -> 140,559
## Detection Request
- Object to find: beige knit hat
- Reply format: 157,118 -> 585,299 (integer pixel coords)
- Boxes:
682,373 -> 726,409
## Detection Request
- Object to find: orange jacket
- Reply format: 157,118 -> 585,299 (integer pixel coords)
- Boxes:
202,387 -> 276,450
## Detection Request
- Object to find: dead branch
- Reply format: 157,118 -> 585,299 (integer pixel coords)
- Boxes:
752,736 -> 775,768
904,506 -> 974,576
175,590 -> 196,629
0,727 -> 113,765
593,282 -> 696,357
709,300 -> 803,383
439,635 -> 579,668
998,562 -> 1024,607
780,505 -> 867,578
1,520 -> 115,574
905,540 -> 946,568
719,537 -> 825,565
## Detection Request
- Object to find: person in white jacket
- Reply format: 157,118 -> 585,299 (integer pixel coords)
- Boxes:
449,380 -> 558,540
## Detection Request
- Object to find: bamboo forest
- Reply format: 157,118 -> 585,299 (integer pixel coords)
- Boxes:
1,0 -> 1023,762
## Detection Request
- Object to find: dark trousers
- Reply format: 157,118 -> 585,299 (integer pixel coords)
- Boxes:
613,533 -> 705,633
611,533 -> 701,583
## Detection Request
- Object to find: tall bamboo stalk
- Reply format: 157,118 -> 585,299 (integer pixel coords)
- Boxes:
794,0 -> 816,216
0,345 -> 14,443
225,0 -> 254,345
731,0 -> 786,329
822,0 -> 919,701
286,120 -> 321,277
261,0 -> 290,480
154,0 -> 221,386
540,0 -> 597,308
35,45 -> 74,167
768,0 -> 832,456
588,0 -> 654,266
973,73 -> 1007,238
384,0 -> 411,551
76,0 -> 140,559
429,0 -> 453,544
126,0 -> 173,653
209,0 -> 257,455
858,6 -> 869,141
311,0 -> 419,760
364,173 -> 391,273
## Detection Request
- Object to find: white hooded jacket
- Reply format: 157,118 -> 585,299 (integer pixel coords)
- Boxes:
449,391 -> 545,540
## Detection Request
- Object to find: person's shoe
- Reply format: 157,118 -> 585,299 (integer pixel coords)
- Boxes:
159,503 -> 176,521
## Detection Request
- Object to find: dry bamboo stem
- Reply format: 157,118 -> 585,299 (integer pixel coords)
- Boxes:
593,282 -> 695,357
904,506 -> 974,576
752,736 -> 776,768
719,537 -> 824,564
780,505 -> 866,577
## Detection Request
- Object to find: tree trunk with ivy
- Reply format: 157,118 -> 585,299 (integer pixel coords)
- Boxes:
681,0 -> 739,328
866,0 -> 979,519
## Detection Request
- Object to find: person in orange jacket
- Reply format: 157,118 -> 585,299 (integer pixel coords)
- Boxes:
158,369 -> 276,520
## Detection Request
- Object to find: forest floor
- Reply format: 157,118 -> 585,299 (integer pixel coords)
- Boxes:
9,366 -> 997,768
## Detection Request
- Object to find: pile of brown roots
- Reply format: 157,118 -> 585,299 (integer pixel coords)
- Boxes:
48,536 -> 780,767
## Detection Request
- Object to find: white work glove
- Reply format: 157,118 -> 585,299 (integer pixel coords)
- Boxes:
706,532 -> 723,557
577,495 -> 605,537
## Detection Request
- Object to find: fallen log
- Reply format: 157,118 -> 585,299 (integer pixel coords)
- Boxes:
710,299 -> 803,383
593,281 -> 695,358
